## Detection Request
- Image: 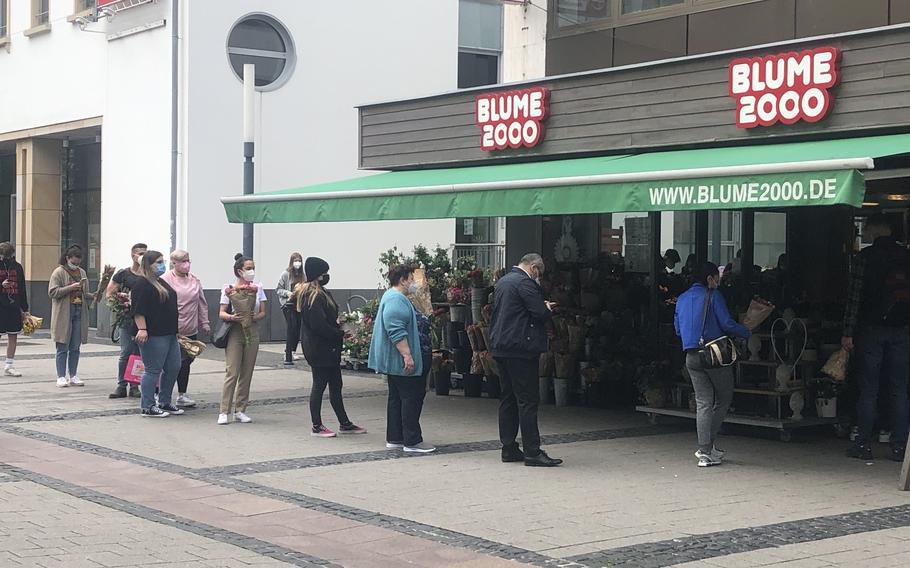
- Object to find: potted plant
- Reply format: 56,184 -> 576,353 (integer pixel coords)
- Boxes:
812,377 -> 842,418
635,361 -> 669,408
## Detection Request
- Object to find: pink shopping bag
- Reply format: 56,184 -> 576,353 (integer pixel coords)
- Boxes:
124,354 -> 160,386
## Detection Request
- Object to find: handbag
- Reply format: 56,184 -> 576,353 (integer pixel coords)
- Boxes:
123,354 -> 160,386
212,304 -> 234,349
697,290 -> 738,369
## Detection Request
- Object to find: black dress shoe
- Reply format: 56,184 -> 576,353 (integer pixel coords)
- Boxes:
890,446 -> 907,462
502,448 -> 525,463
524,450 -> 563,467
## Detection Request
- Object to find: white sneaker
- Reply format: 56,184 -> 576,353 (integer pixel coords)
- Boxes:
694,446 -> 726,461
234,411 -> 252,423
3,367 -> 21,377
176,394 -> 196,408
695,450 -> 722,467
56,377 -> 69,388
403,442 -> 436,454
386,442 -> 404,449
69,376 -> 84,387
217,413 -> 229,425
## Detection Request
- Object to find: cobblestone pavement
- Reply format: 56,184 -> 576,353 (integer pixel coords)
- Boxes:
1,335 -> 910,567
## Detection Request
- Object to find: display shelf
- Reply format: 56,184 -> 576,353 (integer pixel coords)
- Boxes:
635,406 -> 841,441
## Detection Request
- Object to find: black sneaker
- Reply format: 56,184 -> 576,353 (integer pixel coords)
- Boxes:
108,385 -> 128,399
890,446 -> 906,462
157,403 -> 185,415
128,385 -> 141,398
846,443 -> 873,460
524,450 -> 563,467
141,406 -> 170,418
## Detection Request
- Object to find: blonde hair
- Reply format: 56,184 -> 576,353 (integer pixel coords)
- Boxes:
296,280 -> 335,311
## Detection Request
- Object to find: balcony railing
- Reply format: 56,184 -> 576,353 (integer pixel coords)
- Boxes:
453,243 -> 506,271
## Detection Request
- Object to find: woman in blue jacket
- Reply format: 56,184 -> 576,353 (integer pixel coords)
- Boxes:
369,264 -> 435,454
675,262 -> 750,468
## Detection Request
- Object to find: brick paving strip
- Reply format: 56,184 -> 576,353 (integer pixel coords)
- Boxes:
566,504 -> 910,567
0,431 -> 546,568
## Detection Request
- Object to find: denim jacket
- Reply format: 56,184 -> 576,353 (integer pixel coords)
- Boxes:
368,289 -> 423,377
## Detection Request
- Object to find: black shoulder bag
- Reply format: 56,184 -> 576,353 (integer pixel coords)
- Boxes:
698,289 -> 738,369
212,304 -> 234,349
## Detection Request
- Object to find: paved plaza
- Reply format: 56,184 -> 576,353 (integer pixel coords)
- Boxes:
2,334 -> 910,568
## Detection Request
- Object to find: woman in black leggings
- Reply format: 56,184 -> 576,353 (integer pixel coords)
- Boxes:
297,257 -> 366,437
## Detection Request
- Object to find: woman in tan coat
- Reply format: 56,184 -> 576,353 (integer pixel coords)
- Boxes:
48,245 -> 91,388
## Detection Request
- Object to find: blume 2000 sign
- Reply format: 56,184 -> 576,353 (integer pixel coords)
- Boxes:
476,87 -> 549,151
728,47 -> 839,128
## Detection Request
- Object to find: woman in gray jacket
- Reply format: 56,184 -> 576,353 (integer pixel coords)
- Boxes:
277,252 -> 305,366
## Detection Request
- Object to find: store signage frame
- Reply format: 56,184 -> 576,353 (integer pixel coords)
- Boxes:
475,87 -> 550,151
728,46 -> 840,129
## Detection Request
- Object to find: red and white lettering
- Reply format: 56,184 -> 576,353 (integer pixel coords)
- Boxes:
476,87 -> 550,151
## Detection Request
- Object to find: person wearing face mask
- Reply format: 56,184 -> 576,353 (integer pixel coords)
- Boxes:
105,243 -> 147,399
297,257 -> 366,437
162,250 -> 210,408
675,262 -> 750,467
131,251 -> 184,418
277,253 -> 305,366
48,245 -> 91,388
0,242 -> 29,378
217,254 -> 267,425
369,264 -> 435,453
490,253 -> 560,467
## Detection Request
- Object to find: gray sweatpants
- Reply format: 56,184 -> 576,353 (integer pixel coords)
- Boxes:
685,352 -> 734,453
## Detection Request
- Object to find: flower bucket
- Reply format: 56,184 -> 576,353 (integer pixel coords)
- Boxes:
554,378 -> 571,407
471,288 -> 487,322
464,373 -> 483,397
450,304 -> 470,324
816,397 -> 837,418
435,370 -> 451,396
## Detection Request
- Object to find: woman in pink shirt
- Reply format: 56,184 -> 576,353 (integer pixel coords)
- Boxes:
162,249 -> 210,408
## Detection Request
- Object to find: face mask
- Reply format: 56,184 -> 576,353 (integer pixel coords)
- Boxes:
177,261 -> 191,273
408,282 -> 418,294
293,261 -> 302,270
67,262 -> 79,270
319,274 -> 330,286
242,269 -> 255,282
155,262 -> 167,276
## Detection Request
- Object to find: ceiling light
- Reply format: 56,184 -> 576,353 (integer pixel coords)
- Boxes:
885,194 -> 910,201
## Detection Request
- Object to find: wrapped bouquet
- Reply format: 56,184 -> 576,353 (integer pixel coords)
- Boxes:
106,291 -> 132,328
224,284 -> 258,345
21,313 -> 43,336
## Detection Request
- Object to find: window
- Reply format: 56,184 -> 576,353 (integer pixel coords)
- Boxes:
32,0 -> 49,27
556,0 -> 611,27
621,0 -> 684,14
226,14 -> 295,90
458,0 -> 502,88
75,0 -> 96,13
0,0 -> 8,39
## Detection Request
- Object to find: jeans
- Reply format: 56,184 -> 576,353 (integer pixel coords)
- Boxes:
138,335 -> 181,411
117,326 -> 139,387
283,304 -> 300,359
55,308 -> 82,378
854,324 -> 910,448
176,333 -> 196,394
310,366 -> 351,427
686,352 -> 735,453
495,356 -> 541,457
387,353 -> 430,447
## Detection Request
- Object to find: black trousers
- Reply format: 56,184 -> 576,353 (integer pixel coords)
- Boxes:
283,304 -> 300,358
496,356 -> 541,457
177,333 -> 196,394
387,353 -> 430,447
310,366 -> 351,427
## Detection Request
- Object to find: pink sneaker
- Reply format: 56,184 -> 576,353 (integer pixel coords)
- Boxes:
311,425 -> 337,438
339,423 -> 367,435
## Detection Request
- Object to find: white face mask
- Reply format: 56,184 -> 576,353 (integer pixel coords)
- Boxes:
292,261 -> 302,270
408,282 -> 418,294
242,269 -> 255,282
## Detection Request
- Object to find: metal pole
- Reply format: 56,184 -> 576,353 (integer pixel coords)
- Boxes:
242,64 -> 255,258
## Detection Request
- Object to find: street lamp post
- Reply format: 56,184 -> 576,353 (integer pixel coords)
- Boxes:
242,63 -> 255,259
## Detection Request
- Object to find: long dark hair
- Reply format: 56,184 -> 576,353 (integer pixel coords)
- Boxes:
140,250 -> 169,301
696,262 -> 720,286
287,252 -> 304,288
233,253 -> 252,279
60,244 -> 83,267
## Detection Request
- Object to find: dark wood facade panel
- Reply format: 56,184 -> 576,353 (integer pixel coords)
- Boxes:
688,0 -> 797,55
545,28 -> 613,75
360,27 -> 910,169
795,0 -> 889,38
613,16 -> 688,67
895,0 -> 910,24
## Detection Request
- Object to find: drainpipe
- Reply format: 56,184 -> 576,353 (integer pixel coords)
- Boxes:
169,0 -> 179,252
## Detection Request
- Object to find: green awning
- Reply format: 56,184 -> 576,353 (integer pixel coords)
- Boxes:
222,133 -> 910,223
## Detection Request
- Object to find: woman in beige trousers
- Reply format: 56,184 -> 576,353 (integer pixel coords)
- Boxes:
217,254 -> 266,425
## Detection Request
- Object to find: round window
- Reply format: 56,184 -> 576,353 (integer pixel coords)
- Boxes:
227,14 -> 295,91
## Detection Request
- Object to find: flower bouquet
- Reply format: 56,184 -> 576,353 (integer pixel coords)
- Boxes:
224,284 -> 258,345
106,291 -> 132,328
21,313 -> 43,336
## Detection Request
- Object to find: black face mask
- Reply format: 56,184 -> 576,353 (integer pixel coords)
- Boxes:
319,274 -> 330,286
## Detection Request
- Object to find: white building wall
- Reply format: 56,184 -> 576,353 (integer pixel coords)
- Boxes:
183,0 -> 458,291
502,0 -> 547,83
